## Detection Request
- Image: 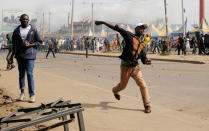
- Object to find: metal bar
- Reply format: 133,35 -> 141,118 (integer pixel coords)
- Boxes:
41,110 -> 57,116
1,103 -> 79,122
30,109 -> 48,120
77,111 -> 85,131
1,111 -> 17,122
56,100 -> 71,106
17,102 -> 57,113
53,103 -> 81,108
1,107 -> 83,131
18,105 -> 46,113
37,119 -> 74,131
1,118 -> 31,123
4,108 -> 44,122
50,98 -> 63,107
62,115 -> 69,131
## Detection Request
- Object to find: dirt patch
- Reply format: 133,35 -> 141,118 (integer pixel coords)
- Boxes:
0,88 -> 17,116
0,88 -> 43,131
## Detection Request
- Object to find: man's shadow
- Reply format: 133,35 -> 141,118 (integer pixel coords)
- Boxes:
82,101 -> 144,112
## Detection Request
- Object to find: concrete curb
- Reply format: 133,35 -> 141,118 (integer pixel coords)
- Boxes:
59,51 -> 205,64
149,58 -> 205,64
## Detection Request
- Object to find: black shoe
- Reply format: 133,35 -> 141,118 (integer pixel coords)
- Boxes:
114,93 -> 120,100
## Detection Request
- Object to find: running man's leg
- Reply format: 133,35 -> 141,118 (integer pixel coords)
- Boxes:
112,66 -> 132,99
131,66 -> 150,107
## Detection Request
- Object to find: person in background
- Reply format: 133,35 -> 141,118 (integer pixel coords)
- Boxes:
177,35 -> 184,55
84,37 -> 89,58
6,34 -> 15,70
152,37 -> 160,54
46,38 -> 55,58
144,34 -> 150,52
96,38 -> 100,52
185,36 -> 190,55
104,38 -> 109,52
190,37 -> 197,54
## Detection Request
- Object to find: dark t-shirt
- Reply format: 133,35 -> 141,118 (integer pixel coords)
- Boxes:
48,41 -> 53,49
113,25 -> 147,66
178,37 -> 184,48
7,38 -> 13,52
84,39 -> 89,48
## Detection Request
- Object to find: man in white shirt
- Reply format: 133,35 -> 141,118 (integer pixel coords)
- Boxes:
12,14 -> 42,103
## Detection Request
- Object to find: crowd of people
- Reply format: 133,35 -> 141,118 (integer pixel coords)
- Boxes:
142,33 -> 209,55
2,25 -> 209,57
39,36 -> 115,54
176,33 -> 209,55
31,32 -> 209,57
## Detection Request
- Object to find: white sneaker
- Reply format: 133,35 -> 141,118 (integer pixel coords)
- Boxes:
30,95 -> 35,103
19,93 -> 25,101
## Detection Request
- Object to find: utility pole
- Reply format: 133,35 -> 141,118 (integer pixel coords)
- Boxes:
1,9 -> 3,33
71,0 -> 74,40
49,11 -> 51,34
68,12 -> 70,29
92,3 -> 94,37
200,0 -> 205,25
182,0 -> 185,36
164,0 -> 169,51
39,22 -> 42,33
42,12 -> 45,38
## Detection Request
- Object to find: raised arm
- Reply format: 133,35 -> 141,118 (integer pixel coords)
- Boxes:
95,20 -> 129,39
95,21 -> 115,30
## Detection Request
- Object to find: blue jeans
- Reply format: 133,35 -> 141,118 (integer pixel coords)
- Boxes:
17,58 -> 35,97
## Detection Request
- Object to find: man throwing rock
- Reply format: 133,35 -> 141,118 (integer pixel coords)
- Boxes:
95,21 -> 152,113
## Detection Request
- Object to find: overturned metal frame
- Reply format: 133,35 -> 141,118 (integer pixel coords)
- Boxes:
0,98 -> 85,131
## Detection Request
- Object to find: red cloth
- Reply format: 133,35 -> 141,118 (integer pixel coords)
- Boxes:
49,41 -> 53,49
176,40 -> 179,45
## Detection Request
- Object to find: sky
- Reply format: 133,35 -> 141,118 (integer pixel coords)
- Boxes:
0,0 -> 209,31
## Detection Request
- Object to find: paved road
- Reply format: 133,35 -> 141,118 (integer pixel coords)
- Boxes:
1,52 -> 209,130
35,52 -> 209,119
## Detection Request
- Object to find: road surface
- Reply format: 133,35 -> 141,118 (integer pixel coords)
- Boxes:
0,52 -> 209,131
